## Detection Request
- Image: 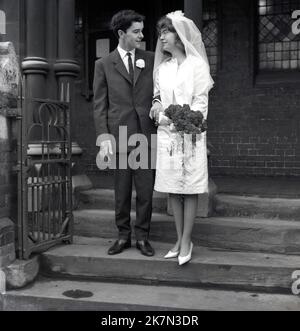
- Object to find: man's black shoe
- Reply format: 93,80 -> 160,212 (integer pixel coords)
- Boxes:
108,240 -> 131,255
136,240 -> 155,257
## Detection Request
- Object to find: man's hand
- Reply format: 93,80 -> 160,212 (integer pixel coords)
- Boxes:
100,140 -> 113,162
150,102 -> 164,121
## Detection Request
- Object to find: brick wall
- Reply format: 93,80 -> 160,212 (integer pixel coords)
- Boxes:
208,0 -> 300,176
73,0 -> 300,178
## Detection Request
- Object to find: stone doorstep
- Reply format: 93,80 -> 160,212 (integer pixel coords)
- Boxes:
3,277 -> 300,311
73,209 -> 300,255
40,238 -> 300,294
77,184 -> 217,218
214,194 -> 300,220
72,175 -> 93,193
77,189 -> 168,213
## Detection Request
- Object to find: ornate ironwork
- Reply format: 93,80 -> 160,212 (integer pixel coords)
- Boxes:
18,82 -> 73,260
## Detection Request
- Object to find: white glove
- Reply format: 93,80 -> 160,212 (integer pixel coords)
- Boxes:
100,140 -> 113,161
158,113 -> 172,126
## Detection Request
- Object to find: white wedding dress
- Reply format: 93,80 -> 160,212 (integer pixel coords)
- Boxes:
154,55 -> 211,195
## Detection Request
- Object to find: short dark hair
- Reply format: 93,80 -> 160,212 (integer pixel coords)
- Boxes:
111,10 -> 145,39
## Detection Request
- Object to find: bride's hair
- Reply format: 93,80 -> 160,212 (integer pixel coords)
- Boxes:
157,16 -> 186,56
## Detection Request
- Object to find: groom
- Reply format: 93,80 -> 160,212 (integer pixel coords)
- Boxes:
93,10 -> 157,257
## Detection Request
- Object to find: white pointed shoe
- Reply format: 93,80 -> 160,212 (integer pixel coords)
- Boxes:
164,250 -> 180,259
178,243 -> 194,266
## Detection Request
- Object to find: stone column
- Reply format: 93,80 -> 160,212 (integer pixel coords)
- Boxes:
54,0 -> 91,197
184,0 -> 203,30
0,43 -> 39,290
54,0 -> 80,99
45,0 -> 58,99
22,0 -> 49,137
0,42 -> 18,273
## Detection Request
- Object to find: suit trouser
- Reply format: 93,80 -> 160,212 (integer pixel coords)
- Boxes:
114,151 -> 155,241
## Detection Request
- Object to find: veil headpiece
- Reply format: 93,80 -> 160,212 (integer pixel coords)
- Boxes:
154,10 -> 214,90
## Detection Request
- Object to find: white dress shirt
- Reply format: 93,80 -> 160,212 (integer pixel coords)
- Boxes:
117,46 -> 136,73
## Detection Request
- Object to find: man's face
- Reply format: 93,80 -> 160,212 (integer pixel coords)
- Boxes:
120,21 -> 144,50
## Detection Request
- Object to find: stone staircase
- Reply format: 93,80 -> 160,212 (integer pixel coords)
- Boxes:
3,181 -> 300,311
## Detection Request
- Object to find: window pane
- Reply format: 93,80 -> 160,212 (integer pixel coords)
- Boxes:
203,0 -> 218,76
258,0 -> 300,71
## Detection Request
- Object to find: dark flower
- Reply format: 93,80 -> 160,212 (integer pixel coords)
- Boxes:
164,104 -> 207,146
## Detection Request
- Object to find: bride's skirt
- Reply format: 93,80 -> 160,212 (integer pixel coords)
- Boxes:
154,127 -> 208,194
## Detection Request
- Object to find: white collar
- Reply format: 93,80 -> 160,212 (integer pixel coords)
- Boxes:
118,46 -> 136,60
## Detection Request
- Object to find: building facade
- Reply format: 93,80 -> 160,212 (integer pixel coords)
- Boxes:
0,0 -> 300,262
1,0 -> 299,181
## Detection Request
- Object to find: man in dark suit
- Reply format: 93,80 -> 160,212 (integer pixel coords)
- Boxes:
93,10 -> 157,257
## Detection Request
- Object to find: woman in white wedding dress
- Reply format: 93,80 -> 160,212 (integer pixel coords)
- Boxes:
150,11 -> 214,265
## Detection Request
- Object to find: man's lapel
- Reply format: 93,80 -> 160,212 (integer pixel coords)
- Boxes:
134,49 -> 144,86
112,49 -> 132,85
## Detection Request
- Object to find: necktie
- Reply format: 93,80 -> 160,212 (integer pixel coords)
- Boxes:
127,52 -> 134,83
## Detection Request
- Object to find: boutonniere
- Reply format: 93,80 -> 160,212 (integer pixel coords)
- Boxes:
136,59 -> 145,69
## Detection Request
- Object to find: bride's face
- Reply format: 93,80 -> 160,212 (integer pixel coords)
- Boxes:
159,29 -> 178,53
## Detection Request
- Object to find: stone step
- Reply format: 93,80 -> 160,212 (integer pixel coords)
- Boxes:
214,194 -> 300,221
2,276 -> 300,311
77,189 -> 168,214
73,209 -> 300,255
40,237 -> 300,294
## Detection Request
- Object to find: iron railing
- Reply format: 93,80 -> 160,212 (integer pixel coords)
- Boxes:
17,82 -> 73,260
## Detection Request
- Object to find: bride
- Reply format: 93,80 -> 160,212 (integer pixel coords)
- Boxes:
150,11 -> 214,265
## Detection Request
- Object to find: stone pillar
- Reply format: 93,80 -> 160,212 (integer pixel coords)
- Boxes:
0,42 -> 18,271
45,0 -> 58,99
0,39 -> 40,289
54,0 -> 80,99
54,0 -> 91,198
184,0 -> 203,30
22,0 -> 49,128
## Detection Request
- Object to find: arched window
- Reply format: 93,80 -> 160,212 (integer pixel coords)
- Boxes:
0,10 -> 6,35
257,0 -> 300,71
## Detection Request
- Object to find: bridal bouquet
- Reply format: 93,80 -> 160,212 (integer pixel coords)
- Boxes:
164,104 -> 207,145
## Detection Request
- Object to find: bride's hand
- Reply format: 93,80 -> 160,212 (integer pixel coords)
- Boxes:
150,102 -> 164,121
169,123 -> 177,132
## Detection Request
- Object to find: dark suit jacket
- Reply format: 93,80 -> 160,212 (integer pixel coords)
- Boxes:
93,48 -> 157,153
